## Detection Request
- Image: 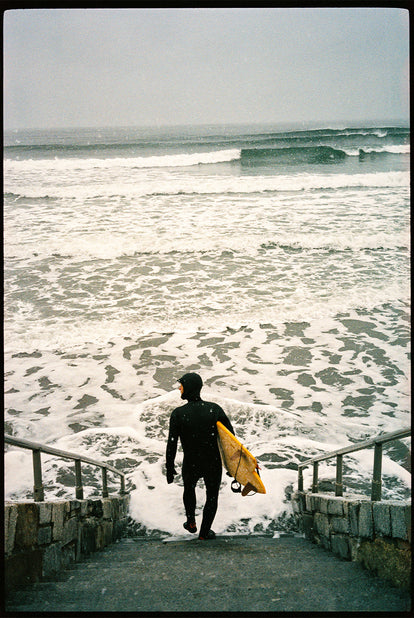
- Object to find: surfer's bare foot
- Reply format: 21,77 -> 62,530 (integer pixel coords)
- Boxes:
183,520 -> 197,533
198,530 -> 216,540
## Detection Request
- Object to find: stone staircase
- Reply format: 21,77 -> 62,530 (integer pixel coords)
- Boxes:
5,535 -> 410,613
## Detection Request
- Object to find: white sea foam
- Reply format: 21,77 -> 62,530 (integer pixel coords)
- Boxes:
3,227 -> 410,262
4,166 -> 410,200
4,125 -> 410,536
5,384 -> 410,535
4,305 -> 411,534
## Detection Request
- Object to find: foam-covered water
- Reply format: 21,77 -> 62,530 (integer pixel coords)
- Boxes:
4,123 -> 410,537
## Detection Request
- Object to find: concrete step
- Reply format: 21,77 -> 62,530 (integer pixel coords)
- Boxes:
5,535 -> 411,612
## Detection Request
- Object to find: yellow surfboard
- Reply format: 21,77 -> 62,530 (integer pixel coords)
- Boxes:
216,421 -> 266,496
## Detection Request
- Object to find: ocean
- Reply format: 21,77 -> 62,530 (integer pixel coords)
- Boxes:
4,122 -> 411,537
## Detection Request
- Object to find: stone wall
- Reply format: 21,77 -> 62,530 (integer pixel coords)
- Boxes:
292,491 -> 411,590
4,494 -> 130,595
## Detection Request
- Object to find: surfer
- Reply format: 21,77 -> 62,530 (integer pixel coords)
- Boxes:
166,372 -> 234,540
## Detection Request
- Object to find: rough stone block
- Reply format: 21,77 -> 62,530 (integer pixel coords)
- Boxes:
81,500 -> 89,517
76,525 -> 82,560
113,518 -> 127,540
358,501 -> 373,538
38,525 -> 52,545
70,500 -> 81,513
6,549 -> 43,590
373,502 -> 391,537
4,504 -> 18,555
331,516 -> 349,534
95,523 -> 105,550
15,503 -> 39,549
331,534 -> 350,560
121,496 -> 130,515
390,503 -> 409,540
301,513 -> 314,539
349,537 -> 360,561
348,501 -> 360,537
318,497 -> 328,514
314,512 -> 330,537
111,499 -> 120,519
305,494 -> 312,512
61,540 -> 76,569
38,502 -> 52,524
327,498 -> 344,516
4,496 -> 131,595
311,495 -> 321,512
405,504 -> 411,543
42,543 -> 62,579
80,520 -> 97,555
103,520 -> 114,546
63,517 -> 78,544
320,534 -> 331,551
357,537 -> 411,591
102,499 -> 113,520
52,502 -> 66,541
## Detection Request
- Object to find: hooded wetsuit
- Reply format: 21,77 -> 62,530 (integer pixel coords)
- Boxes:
166,372 -> 234,538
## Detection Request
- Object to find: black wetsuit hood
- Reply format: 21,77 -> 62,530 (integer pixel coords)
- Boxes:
178,372 -> 203,402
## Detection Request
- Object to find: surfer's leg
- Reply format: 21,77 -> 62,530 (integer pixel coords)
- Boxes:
199,466 -> 222,539
182,464 -> 199,524
183,482 -> 196,521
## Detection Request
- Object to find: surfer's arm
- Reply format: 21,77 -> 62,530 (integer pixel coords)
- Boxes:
217,407 -> 235,436
166,411 -> 179,482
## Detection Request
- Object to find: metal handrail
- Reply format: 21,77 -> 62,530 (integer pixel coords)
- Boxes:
297,427 -> 411,501
4,434 -> 127,501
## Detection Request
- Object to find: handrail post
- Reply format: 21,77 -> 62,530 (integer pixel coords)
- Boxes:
102,467 -> 108,498
298,467 -> 304,491
32,449 -> 44,502
312,461 -> 318,493
75,459 -> 84,500
335,454 -> 343,496
371,442 -> 382,501
120,475 -> 126,495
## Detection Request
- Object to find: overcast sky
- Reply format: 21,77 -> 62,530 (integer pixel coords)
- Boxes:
3,7 -> 409,129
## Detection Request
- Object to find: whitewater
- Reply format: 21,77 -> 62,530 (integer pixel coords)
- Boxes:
4,123 -> 410,537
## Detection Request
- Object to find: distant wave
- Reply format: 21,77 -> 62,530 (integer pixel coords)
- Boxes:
240,144 -> 409,166
241,146 -> 346,164
260,126 -> 409,138
4,125 -> 408,150
4,125 -> 408,164
127,149 -> 241,168
4,149 -> 241,171
4,144 -> 408,176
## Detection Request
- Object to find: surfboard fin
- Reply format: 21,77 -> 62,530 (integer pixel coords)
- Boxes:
241,482 -> 257,497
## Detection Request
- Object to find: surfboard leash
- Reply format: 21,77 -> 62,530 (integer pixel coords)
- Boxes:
230,445 -> 259,496
231,445 -> 243,493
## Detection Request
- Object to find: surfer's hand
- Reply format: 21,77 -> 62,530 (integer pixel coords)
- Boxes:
167,469 -> 176,484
